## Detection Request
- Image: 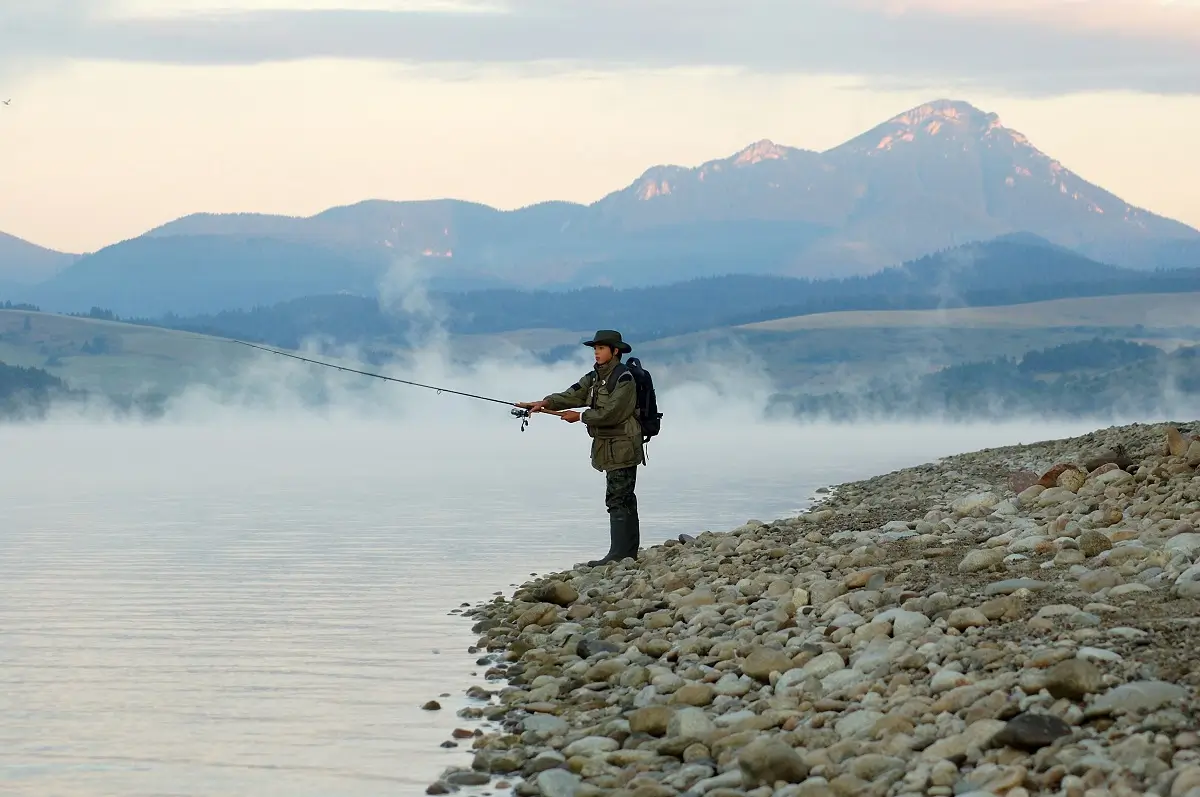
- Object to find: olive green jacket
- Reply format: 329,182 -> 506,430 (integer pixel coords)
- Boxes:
543,361 -> 645,472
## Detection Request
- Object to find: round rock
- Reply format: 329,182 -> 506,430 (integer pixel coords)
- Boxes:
992,712 -> 1072,751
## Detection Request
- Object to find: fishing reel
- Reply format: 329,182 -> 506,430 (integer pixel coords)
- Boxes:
511,406 -> 532,432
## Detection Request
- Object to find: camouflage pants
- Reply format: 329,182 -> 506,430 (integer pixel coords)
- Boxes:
605,466 -> 638,517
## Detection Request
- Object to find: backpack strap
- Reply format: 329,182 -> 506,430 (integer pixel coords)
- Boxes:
604,362 -> 632,394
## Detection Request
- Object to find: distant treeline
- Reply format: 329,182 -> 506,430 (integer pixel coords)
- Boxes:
1,301 -> 41,311
1016,338 -> 1156,374
0,358 -> 168,422
92,239 -> 1200,349
0,360 -> 73,419
775,338 -> 1200,420
68,307 -> 118,321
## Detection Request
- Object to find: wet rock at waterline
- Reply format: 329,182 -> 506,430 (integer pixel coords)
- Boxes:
433,420 -> 1200,796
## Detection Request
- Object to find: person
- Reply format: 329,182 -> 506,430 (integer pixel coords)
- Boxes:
518,330 -> 645,566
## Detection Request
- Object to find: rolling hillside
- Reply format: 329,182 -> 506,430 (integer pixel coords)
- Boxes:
0,309 -> 262,397
0,232 -> 79,297
741,293 -> 1200,332
5,281 -> 1200,416
774,340 -> 1200,421
20,235 -> 388,318
636,292 -> 1200,395
109,237 -> 1200,349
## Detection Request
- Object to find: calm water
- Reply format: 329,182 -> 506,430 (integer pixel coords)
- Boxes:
0,414 -> 1102,796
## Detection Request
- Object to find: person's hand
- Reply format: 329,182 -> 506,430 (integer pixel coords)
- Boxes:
559,410 -> 582,423
517,401 -> 549,413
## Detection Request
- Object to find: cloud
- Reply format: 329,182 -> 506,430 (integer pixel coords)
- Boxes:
1,0 -> 1198,96
858,0 -> 1200,42
0,2 -> 102,81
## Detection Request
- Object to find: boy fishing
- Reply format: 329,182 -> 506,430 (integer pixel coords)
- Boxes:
517,330 -> 648,567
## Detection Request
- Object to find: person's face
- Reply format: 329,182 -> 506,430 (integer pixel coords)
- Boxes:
593,345 -> 614,366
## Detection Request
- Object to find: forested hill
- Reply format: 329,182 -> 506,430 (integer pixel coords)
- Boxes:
775,339 -> 1200,421
0,361 -> 73,419
111,238 -> 1200,348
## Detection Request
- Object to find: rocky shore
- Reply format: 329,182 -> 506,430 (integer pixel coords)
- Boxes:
429,421 -> 1200,797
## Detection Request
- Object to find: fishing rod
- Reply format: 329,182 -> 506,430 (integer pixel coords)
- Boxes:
226,338 -> 559,431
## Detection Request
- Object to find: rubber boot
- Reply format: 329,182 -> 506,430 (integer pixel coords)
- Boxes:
587,508 -> 634,567
625,507 -> 641,560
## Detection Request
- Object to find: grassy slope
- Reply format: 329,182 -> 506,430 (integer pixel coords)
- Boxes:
739,292 -> 1200,332
0,310 -> 260,396
4,290 -> 1200,398
635,293 -> 1200,393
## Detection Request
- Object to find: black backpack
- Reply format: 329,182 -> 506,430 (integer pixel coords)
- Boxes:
606,357 -> 662,443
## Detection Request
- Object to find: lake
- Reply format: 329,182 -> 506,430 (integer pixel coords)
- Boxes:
0,412 -> 1106,795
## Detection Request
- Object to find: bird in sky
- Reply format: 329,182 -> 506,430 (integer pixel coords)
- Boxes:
1,100 -> 11,106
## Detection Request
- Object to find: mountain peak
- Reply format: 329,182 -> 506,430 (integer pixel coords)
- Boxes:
730,139 -> 791,166
618,138 -> 804,203
831,98 -> 1034,157
887,99 -> 996,128
880,98 -> 1005,142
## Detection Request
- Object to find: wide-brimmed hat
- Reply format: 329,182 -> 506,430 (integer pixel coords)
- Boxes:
583,329 -> 632,354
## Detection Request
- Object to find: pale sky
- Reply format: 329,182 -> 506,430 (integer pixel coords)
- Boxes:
1,0 -> 1198,254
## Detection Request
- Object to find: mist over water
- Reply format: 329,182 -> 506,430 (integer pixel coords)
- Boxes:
0,345 -> 1159,795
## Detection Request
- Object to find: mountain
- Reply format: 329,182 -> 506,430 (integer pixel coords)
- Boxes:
596,100 -> 1198,274
23,235 -> 387,317
0,232 -> 78,289
141,200 -> 828,290
22,99 -> 1200,315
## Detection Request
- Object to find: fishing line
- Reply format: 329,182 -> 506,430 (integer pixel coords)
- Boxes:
226,338 -> 546,430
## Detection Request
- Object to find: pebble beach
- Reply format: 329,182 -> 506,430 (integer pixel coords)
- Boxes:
427,420 -> 1200,797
